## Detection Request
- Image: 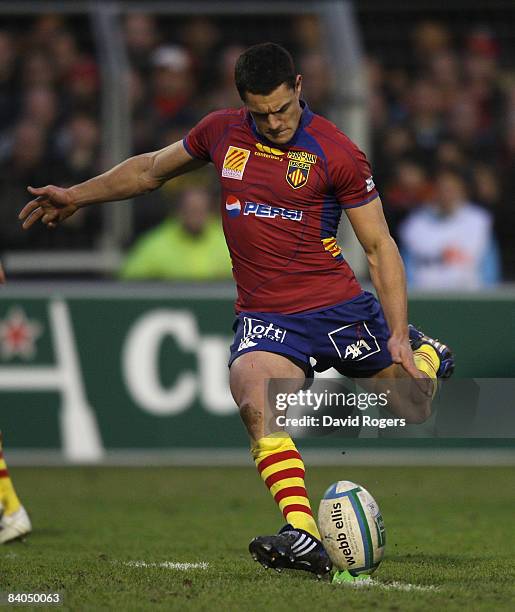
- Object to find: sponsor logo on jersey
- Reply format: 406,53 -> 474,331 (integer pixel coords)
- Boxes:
286,160 -> 310,189
225,195 -> 242,217
244,201 -> 302,221
287,150 -> 317,164
254,143 -> 284,160
328,321 -> 381,362
222,146 -> 251,180
238,317 -> 286,351
321,237 -> 342,258
344,339 -> 372,360
366,176 -> 375,192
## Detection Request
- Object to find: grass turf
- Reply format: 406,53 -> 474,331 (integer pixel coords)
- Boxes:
1,466 -> 514,611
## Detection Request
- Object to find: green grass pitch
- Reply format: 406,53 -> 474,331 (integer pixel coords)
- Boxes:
1,465 -> 514,610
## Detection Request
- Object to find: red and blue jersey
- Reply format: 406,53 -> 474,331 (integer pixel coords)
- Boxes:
183,102 -> 378,314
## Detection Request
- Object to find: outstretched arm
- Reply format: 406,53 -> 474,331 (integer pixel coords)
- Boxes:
19,140 -> 206,230
345,196 -> 420,378
0,262 -> 5,284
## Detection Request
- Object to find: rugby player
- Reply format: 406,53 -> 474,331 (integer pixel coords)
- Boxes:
0,433 -> 32,543
0,267 -> 33,543
19,43 -> 453,577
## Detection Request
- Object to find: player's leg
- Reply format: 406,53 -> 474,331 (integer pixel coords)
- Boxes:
0,432 -> 32,543
230,351 -> 332,576
366,324 -> 455,423
230,351 -> 319,534
366,362 -> 433,423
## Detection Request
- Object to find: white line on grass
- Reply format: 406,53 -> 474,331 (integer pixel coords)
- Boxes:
339,578 -> 439,592
124,561 -> 209,570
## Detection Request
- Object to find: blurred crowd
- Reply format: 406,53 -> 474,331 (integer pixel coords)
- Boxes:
0,12 -> 513,287
0,15 -> 102,251
368,20 -> 514,286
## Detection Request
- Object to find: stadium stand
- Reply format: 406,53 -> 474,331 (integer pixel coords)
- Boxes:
0,4 -> 513,282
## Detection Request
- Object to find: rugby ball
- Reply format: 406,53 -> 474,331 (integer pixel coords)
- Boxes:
318,480 -> 385,574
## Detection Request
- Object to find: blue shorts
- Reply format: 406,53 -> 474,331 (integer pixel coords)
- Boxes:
228,291 -> 393,378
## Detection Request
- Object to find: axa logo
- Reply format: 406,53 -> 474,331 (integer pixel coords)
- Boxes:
328,322 -> 381,362
255,143 -> 284,160
344,339 -> 372,359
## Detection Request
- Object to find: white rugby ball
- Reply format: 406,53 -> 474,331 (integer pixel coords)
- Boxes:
318,480 -> 385,574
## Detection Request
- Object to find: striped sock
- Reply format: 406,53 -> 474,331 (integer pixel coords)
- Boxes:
0,433 -> 21,516
413,344 -> 439,397
252,433 -> 320,539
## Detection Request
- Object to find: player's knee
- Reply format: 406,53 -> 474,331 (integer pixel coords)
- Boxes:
238,397 -> 264,428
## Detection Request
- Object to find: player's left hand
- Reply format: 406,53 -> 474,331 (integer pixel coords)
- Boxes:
387,335 -> 423,379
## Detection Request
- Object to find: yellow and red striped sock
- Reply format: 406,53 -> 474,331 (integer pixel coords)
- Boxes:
252,433 -> 320,539
413,344 -> 439,397
0,433 -> 21,516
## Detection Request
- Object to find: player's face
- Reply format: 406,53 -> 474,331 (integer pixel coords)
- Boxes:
244,76 -> 303,145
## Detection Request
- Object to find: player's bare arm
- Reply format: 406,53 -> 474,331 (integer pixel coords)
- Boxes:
19,141 -> 206,230
345,197 -> 421,379
0,262 -> 5,284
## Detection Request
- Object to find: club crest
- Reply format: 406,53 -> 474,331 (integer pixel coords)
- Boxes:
286,160 -> 310,189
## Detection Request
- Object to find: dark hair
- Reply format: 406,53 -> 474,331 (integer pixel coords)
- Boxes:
234,42 -> 296,100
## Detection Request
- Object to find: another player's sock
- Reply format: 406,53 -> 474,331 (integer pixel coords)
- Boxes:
413,345 -> 439,397
252,433 -> 320,539
0,434 -> 21,516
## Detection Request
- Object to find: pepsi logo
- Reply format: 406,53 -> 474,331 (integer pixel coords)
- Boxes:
225,195 -> 241,218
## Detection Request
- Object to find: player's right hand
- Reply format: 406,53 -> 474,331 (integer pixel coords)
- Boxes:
19,185 -> 78,230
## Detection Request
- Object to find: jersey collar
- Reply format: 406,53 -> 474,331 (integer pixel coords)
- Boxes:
247,100 -> 314,149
